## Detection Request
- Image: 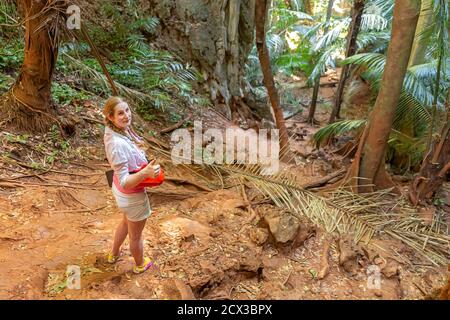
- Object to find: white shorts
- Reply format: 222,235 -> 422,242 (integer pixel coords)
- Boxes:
111,184 -> 151,222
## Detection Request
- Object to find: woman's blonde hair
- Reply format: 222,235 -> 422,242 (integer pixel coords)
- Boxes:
102,96 -> 145,148
103,96 -> 126,130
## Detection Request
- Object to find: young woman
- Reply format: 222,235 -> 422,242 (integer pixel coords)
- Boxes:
103,96 -> 160,274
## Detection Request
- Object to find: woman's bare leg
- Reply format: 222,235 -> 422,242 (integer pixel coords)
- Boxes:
127,218 -> 147,266
112,214 -> 128,256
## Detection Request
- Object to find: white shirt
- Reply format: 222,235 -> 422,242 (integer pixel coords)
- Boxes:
104,126 -> 148,188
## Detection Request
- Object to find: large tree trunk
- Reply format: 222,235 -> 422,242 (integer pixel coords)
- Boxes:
391,0 -> 433,169
308,0 -> 335,123
408,0 -> 433,67
329,0 -> 365,124
255,0 -> 290,156
343,0 -> 420,193
2,0 -> 60,132
148,0 -> 256,120
410,91 -> 450,205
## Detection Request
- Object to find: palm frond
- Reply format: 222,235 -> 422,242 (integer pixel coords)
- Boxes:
366,0 -> 395,19
343,53 -> 435,107
270,8 -> 313,21
131,16 -> 160,34
313,17 -> 351,52
275,52 -> 309,74
426,0 -> 449,59
303,20 -> 328,42
127,33 -> 148,52
150,138 -> 450,266
360,13 -> 389,31
312,119 -> 366,147
387,129 -> 426,168
307,41 -> 343,84
218,164 -> 449,266
266,33 -> 286,59
393,93 -> 431,132
343,52 -> 385,74
60,52 -> 155,103
356,30 -> 390,52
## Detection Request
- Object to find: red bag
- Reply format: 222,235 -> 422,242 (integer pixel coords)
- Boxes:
131,163 -> 165,188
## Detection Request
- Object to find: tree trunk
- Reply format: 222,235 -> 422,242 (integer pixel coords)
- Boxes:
148,0 -> 255,120
343,0 -> 421,193
308,0 -> 335,123
308,82 -> 320,123
2,0 -> 60,132
410,123 -> 450,205
408,0 -> 433,67
391,0 -> 433,169
410,91 -> 450,205
255,0 -> 290,156
329,0 -> 365,124
304,0 -> 314,15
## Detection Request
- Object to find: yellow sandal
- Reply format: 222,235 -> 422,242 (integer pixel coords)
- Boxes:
133,257 -> 154,274
107,252 -> 120,264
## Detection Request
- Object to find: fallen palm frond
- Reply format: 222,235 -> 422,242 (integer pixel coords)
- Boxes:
142,125 -> 449,266
217,163 -> 449,266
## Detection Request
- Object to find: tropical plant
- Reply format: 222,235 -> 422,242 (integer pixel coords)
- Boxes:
312,2 -> 450,171
246,0 -> 313,103
0,0 -> 68,132
55,6 -> 201,116
256,0 -> 292,154
151,144 -> 450,267
305,0 -> 394,87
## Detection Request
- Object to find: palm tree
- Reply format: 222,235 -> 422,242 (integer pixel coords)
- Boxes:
408,0 -> 434,67
410,0 -> 450,204
329,0 -> 366,124
308,0 -> 334,123
1,0 -> 66,132
410,90 -> 450,205
343,0 -> 421,193
304,0 -> 393,122
255,0 -> 290,155
313,0 -> 449,175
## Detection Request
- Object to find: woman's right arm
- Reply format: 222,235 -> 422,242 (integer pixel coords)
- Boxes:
110,149 -> 157,189
121,161 -> 158,189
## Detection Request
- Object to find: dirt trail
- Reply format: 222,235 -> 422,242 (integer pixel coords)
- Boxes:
0,157 -> 446,299
0,83 -> 448,300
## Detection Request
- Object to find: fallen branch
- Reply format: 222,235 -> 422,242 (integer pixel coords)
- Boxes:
69,161 -> 110,170
5,157 -> 94,177
251,197 -> 273,206
301,168 -> 346,189
0,180 -> 103,190
61,188 -> 92,209
160,115 -> 192,134
285,81 -> 338,90
43,176 -> 101,186
0,182 -> 24,188
0,236 -> 27,242
143,135 -> 170,150
80,116 -> 104,125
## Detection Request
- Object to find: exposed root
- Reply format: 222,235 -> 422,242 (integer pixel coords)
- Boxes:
1,91 -> 58,133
